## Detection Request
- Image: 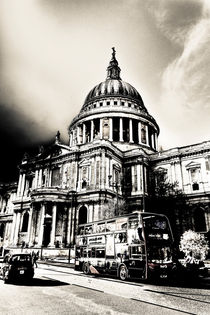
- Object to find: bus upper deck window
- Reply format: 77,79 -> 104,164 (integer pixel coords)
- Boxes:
79,227 -> 84,235
85,226 -> 92,234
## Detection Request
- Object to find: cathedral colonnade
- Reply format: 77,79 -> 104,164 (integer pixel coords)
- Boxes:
69,116 -> 158,151
12,199 -> 77,249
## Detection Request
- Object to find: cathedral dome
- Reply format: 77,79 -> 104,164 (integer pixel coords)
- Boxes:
83,79 -> 144,108
82,48 -> 145,110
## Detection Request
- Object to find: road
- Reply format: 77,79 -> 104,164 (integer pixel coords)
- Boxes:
0,264 -> 209,315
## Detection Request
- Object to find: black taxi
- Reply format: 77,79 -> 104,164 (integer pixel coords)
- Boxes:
0,253 -> 34,283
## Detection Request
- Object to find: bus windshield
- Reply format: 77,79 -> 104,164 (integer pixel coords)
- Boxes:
147,246 -> 173,263
141,214 -> 172,243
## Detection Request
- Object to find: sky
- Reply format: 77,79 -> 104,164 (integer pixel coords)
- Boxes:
0,0 -> 210,181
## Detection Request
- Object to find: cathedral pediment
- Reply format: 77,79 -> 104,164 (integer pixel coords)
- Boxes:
36,143 -> 70,161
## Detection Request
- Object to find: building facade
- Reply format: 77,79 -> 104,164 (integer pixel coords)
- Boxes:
1,49 -> 210,251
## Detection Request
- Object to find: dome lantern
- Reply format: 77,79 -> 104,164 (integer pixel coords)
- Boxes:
106,47 -> 121,80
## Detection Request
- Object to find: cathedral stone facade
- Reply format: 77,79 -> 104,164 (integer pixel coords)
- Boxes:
0,49 -> 210,252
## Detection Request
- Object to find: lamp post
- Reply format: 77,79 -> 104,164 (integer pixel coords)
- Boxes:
108,175 -> 120,216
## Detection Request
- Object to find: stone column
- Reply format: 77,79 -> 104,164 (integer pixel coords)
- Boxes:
137,164 -> 141,192
37,203 -> 46,247
69,133 -> 73,147
100,119 -> 103,139
14,212 -> 21,245
20,174 -> 26,196
155,133 -> 158,150
82,123 -> 86,144
27,208 -> 33,245
17,174 -> 22,197
138,122 -> 141,144
109,118 -> 113,141
119,118 -> 124,142
145,125 -> 149,145
49,203 -> 57,247
151,132 -> 154,149
90,120 -> 94,142
66,205 -> 72,246
38,169 -> 42,188
10,212 -> 17,245
129,119 -> 134,143
77,126 -> 81,144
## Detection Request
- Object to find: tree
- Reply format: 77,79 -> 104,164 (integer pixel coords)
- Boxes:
147,177 -> 190,244
102,199 -> 127,220
179,230 -> 209,260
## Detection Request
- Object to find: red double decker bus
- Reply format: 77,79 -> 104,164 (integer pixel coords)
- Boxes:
75,211 -> 176,281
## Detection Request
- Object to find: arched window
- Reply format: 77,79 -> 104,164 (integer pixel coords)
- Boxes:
78,206 -> 87,225
21,212 -> 29,232
194,208 -> 206,232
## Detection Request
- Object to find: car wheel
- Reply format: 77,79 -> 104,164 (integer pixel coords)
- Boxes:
119,265 -> 128,281
82,263 -> 90,275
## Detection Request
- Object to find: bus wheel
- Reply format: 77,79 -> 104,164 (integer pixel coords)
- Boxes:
119,265 -> 128,281
82,263 -> 90,275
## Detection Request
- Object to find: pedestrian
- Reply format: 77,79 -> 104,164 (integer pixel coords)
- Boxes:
32,250 -> 39,268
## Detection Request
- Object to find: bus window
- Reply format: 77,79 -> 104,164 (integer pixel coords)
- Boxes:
85,226 -> 93,235
142,215 -> 172,242
80,248 -> 83,257
91,248 -> 96,258
128,217 -> 139,229
116,218 -> 127,230
96,248 -> 105,258
106,221 -> 115,232
78,226 -> 84,235
130,246 -> 145,259
75,247 -> 81,258
96,223 -> 106,233
115,232 -> 127,243
83,248 -> 87,258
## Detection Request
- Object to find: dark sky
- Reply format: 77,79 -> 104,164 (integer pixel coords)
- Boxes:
0,104 -> 57,182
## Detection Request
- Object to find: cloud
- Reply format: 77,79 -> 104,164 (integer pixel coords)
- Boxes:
147,0 -> 210,148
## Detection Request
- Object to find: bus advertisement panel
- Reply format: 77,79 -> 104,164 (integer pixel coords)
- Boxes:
75,212 -> 176,281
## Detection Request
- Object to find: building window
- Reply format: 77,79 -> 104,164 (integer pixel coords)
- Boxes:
78,206 -> 88,225
192,182 -> 199,191
99,102 -> 103,107
128,103 -> 131,107
121,101 -> 125,106
107,101 -> 110,106
189,168 -> 200,191
21,212 -> 29,232
51,168 -> 60,186
114,101 -> 117,105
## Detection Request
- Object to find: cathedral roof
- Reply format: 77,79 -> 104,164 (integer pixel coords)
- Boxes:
82,48 -> 145,109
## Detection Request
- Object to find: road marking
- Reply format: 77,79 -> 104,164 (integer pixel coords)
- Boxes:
131,298 -> 196,315
72,283 -> 104,293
